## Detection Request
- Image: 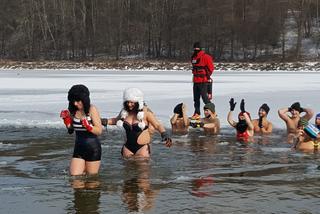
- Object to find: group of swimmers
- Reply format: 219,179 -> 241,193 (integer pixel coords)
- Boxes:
60,84 -> 172,176
171,98 -> 320,152
60,84 -> 320,177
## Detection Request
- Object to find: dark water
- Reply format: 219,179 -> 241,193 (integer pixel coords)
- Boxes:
1,127 -> 320,214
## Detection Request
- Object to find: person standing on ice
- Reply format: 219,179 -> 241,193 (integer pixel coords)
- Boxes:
190,42 -> 214,120
106,87 -> 172,158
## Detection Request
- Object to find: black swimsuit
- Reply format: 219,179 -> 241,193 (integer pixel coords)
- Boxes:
122,121 -> 149,155
72,116 -> 101,161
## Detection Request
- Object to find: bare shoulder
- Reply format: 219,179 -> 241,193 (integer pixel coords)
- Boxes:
89,104 -> 99,113
145,106 -> 153,113
144,107 -> 155,118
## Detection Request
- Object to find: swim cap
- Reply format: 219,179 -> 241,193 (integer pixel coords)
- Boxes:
173,103 -> 183,118
290,102 -> 302,112
259,103 -> 270,114
204,103 -> 215,113
123,87 -> 144,110
316,113 -> 320,119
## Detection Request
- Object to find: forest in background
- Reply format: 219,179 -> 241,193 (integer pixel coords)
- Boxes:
1,0 -> 320,62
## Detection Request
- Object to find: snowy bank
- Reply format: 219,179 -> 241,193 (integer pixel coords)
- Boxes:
0,59 -> 320,72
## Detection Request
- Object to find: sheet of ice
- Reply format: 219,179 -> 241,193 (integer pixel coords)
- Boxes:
0,69 -> 319,129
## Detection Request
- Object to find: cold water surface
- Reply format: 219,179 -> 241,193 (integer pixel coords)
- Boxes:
1,127 -> 319,213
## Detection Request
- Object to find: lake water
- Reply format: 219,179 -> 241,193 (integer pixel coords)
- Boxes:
0,69 -> 320,213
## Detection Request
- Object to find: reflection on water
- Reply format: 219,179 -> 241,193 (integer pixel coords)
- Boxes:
70,177 -> 101,214
121,160 -> 158,213
1,127 -> 320,213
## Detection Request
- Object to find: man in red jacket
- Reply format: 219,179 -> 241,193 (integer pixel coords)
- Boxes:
191,42 -> 214,120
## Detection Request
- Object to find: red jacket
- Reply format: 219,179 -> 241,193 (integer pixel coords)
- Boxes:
191,50 -> 214,83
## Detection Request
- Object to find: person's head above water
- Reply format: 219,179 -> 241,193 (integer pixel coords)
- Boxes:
122,87 -> 144,113
259,103 -> 270,116
67,84 -> 90,115
173,103 -> 183,118
238,111 -> 251,121
204,103 -> 215,114
118,87 -> 146,129
290,102 -> 302,112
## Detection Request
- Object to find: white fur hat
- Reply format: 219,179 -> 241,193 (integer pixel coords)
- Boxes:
117,87 -> 146,129
123,87 -> 144,110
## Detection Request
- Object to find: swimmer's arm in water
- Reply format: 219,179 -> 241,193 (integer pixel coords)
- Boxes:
278,107 -> 290,122
227,111 -> 237,128
146,111 -> 165,133
88,105 -> 102,135
301,107 -> 314,121
146,111 -> 172,147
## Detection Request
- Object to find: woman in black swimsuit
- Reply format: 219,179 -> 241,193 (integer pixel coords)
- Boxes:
107,88 -> 172,158
60,84 -> 103,176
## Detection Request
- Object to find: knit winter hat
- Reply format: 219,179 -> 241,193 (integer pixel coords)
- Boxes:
259,103 -> 270,114
204,103 -> 215,113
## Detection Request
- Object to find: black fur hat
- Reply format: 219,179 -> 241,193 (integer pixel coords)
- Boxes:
68,84 -> 90,116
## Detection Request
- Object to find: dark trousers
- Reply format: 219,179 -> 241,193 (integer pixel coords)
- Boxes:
193,83 -> 210,115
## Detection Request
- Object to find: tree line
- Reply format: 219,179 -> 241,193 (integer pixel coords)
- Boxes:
1,0 -> 319,61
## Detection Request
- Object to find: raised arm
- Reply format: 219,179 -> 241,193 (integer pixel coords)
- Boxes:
278,107 -> 290,122
227,111 -> 237,127
301,107 -> 314,121
243,112 -> 254,131
182,104 -> 189,126
170,114 -> 178,125
228,98 -> 237,128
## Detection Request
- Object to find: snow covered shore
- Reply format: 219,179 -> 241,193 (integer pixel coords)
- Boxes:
0,59 -> 320,71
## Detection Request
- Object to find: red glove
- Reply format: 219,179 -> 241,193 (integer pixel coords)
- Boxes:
60,110 -> 72,127
81,118 -> 93,132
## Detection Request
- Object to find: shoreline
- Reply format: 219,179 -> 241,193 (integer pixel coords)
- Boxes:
0,59 -> 320,71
